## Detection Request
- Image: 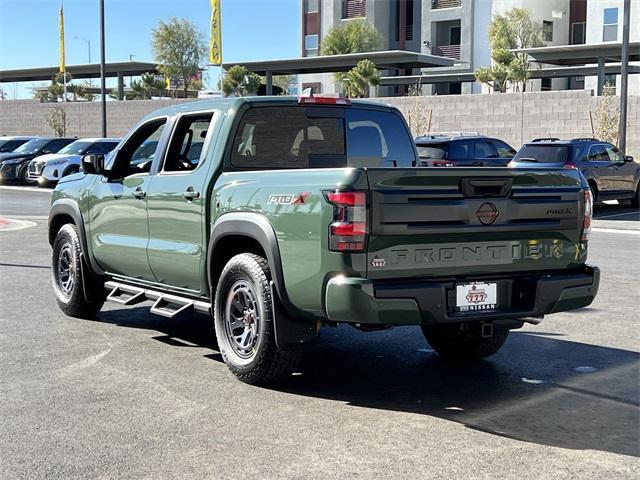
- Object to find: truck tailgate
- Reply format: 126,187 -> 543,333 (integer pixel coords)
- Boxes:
365,167 -> 586,280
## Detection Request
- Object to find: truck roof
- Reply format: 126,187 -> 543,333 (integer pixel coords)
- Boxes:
143,96 -> 398,121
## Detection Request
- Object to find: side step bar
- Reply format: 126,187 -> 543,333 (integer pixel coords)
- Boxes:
104,281 -> 211,318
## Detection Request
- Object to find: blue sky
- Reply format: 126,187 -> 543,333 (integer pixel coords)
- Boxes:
0,0 -> 301,98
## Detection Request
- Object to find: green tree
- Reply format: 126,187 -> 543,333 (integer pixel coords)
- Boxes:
337,59 -> 380,98
320,19 -> 383,55
128,73 -> 167,99
151,17 -> 207,96
221,65 -> 262,96
594,84 -> 619,144
474,8 -> 543,92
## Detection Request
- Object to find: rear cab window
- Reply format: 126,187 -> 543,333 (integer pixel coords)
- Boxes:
229,105 -> 416,170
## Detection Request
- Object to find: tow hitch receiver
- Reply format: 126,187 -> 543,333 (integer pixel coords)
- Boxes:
481,322 -> 494,338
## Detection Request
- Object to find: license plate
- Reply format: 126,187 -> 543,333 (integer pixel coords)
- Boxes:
456,282 -> 497,312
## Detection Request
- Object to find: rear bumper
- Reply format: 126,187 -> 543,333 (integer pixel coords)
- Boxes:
324,266 -> 600,325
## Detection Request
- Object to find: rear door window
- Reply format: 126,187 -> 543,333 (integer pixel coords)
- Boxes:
474,140 -> 496,158
448,141 -> 472,160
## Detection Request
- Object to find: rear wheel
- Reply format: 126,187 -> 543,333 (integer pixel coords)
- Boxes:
588,182 -> 598,205
52,224 -> 104,318
421,323 -> 509,362
213,253 -> 301,385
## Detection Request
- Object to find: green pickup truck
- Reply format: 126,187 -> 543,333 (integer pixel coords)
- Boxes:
49,95 -> 600,384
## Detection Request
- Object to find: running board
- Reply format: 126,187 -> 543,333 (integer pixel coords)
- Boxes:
104,281 -> 211,318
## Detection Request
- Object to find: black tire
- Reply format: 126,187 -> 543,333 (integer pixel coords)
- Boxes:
421,323 -> 509,362
213,253 -> 301,385
20,165 -> 34,185
631,183 -> 640,209
52,224 -> 104,318
588,182 -> 598,205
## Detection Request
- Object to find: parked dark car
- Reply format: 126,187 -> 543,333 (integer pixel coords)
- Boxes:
0,136 -> 37,153
0,137 -> 76,184
415,133 -> 516,167
509,138 -> 639,207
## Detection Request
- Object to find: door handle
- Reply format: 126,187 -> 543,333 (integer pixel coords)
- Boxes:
183,187 -> 200,200
132,187 -> 146,199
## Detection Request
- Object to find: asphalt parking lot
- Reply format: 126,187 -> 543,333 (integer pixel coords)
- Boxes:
0,186 -> 638,479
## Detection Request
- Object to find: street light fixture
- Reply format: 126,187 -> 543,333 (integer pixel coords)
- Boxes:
74,36 -> 91,64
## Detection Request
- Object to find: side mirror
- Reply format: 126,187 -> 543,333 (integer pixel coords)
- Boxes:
624,155 -> 634,162
81,154 -> 105,175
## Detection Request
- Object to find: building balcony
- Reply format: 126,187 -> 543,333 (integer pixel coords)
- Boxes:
431,0 -> 462,9
342,0 -> 366,19
435,44 -> 461,60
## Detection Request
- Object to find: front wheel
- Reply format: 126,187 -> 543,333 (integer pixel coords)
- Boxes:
213,253 -> 301,385
52,224 -> 104,318
422,323 -> 509,362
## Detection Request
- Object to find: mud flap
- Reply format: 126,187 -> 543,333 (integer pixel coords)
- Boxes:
270,281 -> 317,350
79,252 -> 103,304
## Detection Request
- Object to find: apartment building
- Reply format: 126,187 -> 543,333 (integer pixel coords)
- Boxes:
584,0 -> 639,95
300,0 -> 635,96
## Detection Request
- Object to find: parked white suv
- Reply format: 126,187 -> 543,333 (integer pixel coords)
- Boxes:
28,137 -> 120,185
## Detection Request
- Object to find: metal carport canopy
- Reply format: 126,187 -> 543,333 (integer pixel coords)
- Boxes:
221,50 -> 454,76
223,50 -> 453,95
0,61 -> 161,83
512,42 -> 640,95
379,64 -> 640,86
511,42 -> 640,66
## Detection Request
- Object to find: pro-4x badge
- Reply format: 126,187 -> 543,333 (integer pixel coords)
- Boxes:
267,193 -> 310,205
371,257 -> 386,268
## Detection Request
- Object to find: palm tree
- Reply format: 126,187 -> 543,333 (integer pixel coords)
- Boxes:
336,59 -> 380,98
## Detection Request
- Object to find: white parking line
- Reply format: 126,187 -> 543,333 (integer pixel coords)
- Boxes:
0,185 -> 52,193
592,227 -> 640,235
595,211 -> 639,219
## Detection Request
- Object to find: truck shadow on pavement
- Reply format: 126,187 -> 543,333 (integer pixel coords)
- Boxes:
95,308 -> 639,458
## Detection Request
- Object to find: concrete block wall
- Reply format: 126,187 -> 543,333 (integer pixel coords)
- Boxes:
0,99 -> 193,139
375,90 -> 640,158
0,91 -> 638,157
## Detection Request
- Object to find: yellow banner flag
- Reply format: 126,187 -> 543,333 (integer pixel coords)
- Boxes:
59,4 -> 65,74
209,0 -> 222,65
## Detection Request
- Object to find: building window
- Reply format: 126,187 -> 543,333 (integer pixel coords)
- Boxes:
342,0 -> 366,19
304,34 -> 319,51
304,0 -> 319,13
603,8 -> 618,42
543,21 -> 553,42
571,22 -> 586,44
541,78 -> 552,91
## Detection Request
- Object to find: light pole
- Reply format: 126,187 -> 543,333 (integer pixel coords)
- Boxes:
74,36 -> 91,64
99,0 -> 106,136
619,0 -> 630,152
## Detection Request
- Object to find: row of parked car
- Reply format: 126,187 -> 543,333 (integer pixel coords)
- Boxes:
415,132 -> 639,207
0,136 -> 119,187
0,131 -> 638,207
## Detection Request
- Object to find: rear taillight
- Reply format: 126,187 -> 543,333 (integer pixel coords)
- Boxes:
324,190 -> 367,252
564,162 -> 578,169
582,188 -> 593,242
